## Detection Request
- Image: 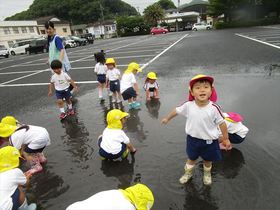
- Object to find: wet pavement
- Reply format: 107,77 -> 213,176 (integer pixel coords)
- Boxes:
1,28 -> 280,210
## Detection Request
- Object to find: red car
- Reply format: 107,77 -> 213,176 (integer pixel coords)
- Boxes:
150,27 -> 168,35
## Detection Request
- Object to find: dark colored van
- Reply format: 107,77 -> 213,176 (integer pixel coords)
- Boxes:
25,39 -> 48,54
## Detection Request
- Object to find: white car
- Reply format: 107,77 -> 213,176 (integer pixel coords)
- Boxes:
0,45 -> 9,58
61,36 -> 77,49
9,40 -> 31,55
192,23 -> 212,31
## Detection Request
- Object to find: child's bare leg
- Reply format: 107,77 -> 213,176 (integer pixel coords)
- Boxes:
154,89 -> 159,98
112,92 -> 117,102
117,91 -> 122,102
18,186 -> 26,205
66,98 -> 73,110
98,83 -> 103,98
127,143 -> 136,153
57,99 -> 65,113
146,90 -> 150,101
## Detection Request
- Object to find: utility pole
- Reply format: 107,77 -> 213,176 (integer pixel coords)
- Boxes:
100,2 -> 105,38
176,0 -> 180,32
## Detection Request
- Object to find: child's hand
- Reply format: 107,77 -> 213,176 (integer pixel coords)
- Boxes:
222,139 -> 231,150
48,91 -> 52,97
161,118 -> 169,125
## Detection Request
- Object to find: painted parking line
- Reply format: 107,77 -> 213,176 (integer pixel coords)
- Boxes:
0,37 -> 151,85
0,80 -> 99,88
235,33 -> 280,50
141,33 -> 189,70
80,54 -> 155,62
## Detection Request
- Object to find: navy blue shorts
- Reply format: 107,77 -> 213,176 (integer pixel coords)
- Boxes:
97,74 -> 106,84
55,88 -> 72,100
186,135 -> 222,162
149,87 -> 156,92
98,137 -> 127,160
122,87 -> 137,100
11,188 -> 20,210
24,146 -> 45,153
109,80 -> 120,92
229,133 -> 245,144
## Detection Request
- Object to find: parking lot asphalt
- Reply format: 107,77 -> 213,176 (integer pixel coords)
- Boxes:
1,27 -> 280,210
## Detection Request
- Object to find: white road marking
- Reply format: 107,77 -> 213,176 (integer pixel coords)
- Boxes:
80,54 -> 154,62
0,37 -> 151,85
0,80 -> 98,87
141,33 -> 189,70
235,33 -> 280,50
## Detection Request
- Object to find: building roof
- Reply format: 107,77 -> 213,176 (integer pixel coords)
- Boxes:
36,16 -> 69,25
0,21 -> 37,27
179,0 -> 209,10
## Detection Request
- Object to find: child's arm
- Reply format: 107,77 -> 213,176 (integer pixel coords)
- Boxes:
48,82 -> 54,96
219,122 -> 231,150
69,79 -> 78,92
161,108 -> 177,124
127,143 -> 137,153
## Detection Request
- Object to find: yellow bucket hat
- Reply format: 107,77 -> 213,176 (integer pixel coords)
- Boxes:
125,62 -> 142,74
0,146 -> 22,173
147,72 -> 157,80
1,116 -> 18,126
107,109 -> 129,129
105,58 -> 116,66
120,184 -> 154,210
0,123 -> 17,138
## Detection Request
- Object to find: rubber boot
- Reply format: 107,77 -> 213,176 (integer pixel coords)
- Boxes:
203,165 -> 212,185
121,149 -> 129,159
18,199 -> 37,210
25,154 -> 43,176
179,164 -> 194,184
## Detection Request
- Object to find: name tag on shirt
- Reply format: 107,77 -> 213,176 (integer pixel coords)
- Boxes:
206,140 -> 213,144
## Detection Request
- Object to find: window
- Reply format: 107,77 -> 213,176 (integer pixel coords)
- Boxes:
63,28 -> 67,33
21,27 -> 27,33
4,27 -> 11,34
29,27 -> 35,33
40,30 -> 46,34
13,43 -> 19,48
13,27 -> 19,34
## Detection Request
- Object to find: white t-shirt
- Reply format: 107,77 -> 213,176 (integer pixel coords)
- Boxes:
120,73 -> 136,93
10,125 -> 51,150
66,190 -> 135,210
176,101 -> 224,140
0,168 -> 27,210
143,81 -> 159,91
225,120 -> 249,138
100,128 -> 130,154
106,68 -> 121,81
50,72 -> 71,91
94,62 -> 107,75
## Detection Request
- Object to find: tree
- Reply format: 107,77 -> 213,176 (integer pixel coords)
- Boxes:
262,0 -> 280,17
143,4 -> 165,26
208,0 -> 249,22
157,0 -> 177,10
5,0 -> 138,24
116,16 -> 150,36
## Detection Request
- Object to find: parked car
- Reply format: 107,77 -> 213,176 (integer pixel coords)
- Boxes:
0,45 -> 9,58
150,27 -> 168,35
184,23 -> 193,31
192,23 -> 212,31
9,40 -> 31,55
69,36 -> 88,46
80,33 -> 94,44
25,39 -> 48,54
61,36 -> 76,49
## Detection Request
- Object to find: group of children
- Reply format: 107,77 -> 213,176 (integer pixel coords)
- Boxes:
0,51 -> 249,209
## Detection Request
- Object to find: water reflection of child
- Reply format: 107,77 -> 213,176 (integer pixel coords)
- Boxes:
98,109 -> 137,161
126,110 -> 146,141
219,112 -> 249,150
146,99 -> 161,119
143,72 -> 159,101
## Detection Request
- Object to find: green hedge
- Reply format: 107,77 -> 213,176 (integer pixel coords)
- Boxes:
215,18 -> 280,29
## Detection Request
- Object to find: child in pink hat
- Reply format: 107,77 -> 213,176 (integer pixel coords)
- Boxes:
219,112 -> 249,150
162,74 -> 231,185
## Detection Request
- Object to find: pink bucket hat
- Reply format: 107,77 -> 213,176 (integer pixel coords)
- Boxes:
188,74 -> 218,102
224,112 -> 243,123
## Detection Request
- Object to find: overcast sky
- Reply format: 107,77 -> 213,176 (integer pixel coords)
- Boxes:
0,0 -> 194,21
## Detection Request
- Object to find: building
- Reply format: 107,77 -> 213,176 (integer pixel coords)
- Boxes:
0,21 -> 40,48
86,20 -> 117,39
37,16 -> 71,37
71,24 -> 88,36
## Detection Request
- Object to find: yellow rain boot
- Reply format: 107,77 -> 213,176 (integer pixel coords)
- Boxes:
203,165 -> 212,185
179,164 -> 194,184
